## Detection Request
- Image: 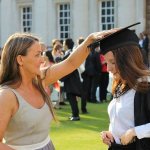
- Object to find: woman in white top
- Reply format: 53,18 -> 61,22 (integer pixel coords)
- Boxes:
0,30 -> 116,150
89,23 -> 150,150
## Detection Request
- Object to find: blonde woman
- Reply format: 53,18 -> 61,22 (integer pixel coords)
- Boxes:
0,31 -> 115,149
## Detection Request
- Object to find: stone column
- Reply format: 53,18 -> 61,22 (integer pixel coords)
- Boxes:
1,0 -> 13,45
34,0 -> 48,44
73,0 -> 89,40
88,0 -> 98,33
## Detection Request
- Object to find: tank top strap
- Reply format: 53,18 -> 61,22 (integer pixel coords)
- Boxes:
0,86 -> 24,109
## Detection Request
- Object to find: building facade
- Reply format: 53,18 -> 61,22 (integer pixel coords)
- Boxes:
0,0 -> 148,47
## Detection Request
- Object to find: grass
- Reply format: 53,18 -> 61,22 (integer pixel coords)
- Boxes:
50,102 -> 109,150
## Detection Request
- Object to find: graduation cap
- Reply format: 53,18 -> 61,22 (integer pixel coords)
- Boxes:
88,22 -> 140,54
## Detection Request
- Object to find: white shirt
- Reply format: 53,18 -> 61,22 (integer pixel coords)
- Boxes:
108,89 -> 150,144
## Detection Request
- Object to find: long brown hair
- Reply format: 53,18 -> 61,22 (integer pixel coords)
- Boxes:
112,45 -> 150,94
0,33 -> 56,120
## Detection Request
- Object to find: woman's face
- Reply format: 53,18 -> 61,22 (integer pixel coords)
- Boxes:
20,41 -> 44,77
104,51 -> 119,79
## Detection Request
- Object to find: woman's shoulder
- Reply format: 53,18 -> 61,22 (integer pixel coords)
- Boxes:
0,87 -> 17,109
0,86 -> 15,95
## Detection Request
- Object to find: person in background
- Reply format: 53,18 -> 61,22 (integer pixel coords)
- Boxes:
40,42 -> 47,53
60,38 -> 81,121
81,51 -> 93,102
76,37 -> 85,78
52,39 -> 63,48
138,33 -> 149,66
51,44 -> 64,62
43,50 -> 61,109
41,50 -> 55,96
142,31 -> 149,57
76,37 -> 89,113
76,37 -> 85,47
99,54 -> 109,103
138,33 -> 144,48
94,23 -> 150,150
90,45 -> 102,103
60,38 -> 88,121
0,30 -> 115,149
51,39 -> 66,106
82,43 -> 102,103
51,39 -> 62,52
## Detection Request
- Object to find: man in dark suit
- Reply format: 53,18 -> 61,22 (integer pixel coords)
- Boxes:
60,38 -> 87,121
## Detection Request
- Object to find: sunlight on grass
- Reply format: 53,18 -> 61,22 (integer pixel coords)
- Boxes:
50,102 -> 109,150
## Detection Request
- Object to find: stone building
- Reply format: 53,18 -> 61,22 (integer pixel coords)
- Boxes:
146,0 -> 150,33
0,0 -> 149,48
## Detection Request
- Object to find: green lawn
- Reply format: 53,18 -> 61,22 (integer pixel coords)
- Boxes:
50,102 -> 109,150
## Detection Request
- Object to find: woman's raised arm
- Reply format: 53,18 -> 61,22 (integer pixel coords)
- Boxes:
43,30 -> 115,85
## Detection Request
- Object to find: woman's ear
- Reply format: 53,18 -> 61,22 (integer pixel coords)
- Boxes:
16,55 -> 23,66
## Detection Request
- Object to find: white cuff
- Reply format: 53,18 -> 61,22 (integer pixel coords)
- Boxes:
135,123 -> 150,139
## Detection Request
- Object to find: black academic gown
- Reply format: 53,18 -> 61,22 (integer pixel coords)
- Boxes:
134,88 -> 150,150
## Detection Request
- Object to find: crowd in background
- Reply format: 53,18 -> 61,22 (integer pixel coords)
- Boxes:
0,31 -> 149,122
35,30 -> 149,122
39,37 -> 111,121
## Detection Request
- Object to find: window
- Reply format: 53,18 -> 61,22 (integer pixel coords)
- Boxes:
58,3 -> 70,40
21,6 -> 32,32
99,0 -> 115,30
